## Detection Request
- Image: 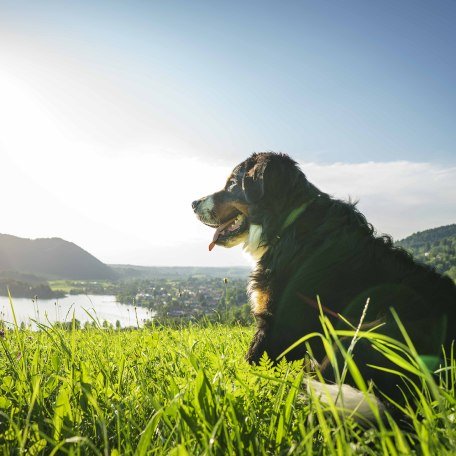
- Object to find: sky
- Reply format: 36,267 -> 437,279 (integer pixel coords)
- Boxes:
0,0 -> 455,267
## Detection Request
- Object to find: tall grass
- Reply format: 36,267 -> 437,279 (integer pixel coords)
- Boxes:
0,303 -> 455,454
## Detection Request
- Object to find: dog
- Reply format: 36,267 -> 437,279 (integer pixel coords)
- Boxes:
192,152 -> 456,418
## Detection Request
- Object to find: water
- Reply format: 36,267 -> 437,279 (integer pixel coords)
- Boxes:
0,295 -> 154,329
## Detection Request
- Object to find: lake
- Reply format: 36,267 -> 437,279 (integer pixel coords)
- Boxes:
0,295 -> 154,329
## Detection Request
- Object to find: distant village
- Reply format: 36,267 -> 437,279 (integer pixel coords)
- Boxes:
115,276 -> 249,320
53,275 -> 251,323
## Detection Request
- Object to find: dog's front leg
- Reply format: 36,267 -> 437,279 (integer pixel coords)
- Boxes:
245,315 -> 271,364
246,329 -> 267,363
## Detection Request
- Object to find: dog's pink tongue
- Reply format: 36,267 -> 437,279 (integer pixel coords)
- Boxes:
208,219 -> 234,251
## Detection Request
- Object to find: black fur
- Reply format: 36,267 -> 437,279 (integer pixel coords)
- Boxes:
194,152 -> 456,404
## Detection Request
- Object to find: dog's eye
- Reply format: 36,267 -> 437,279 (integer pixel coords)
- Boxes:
227,178 -> 237,191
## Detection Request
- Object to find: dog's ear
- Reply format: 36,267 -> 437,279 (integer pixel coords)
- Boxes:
242,161 -> 267,203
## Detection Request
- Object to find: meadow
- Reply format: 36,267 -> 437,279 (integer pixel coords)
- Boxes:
0,306 -> 455,455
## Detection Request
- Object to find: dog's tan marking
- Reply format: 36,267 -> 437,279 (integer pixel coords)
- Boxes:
250,288 -> 270,315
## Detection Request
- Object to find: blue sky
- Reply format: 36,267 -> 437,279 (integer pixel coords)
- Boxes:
0,1 -> 455,265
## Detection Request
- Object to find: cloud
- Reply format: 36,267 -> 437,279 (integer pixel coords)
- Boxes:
299,160 -> 456,240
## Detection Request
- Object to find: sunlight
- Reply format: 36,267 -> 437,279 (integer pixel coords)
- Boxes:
0,69 -> 58,146
0,66 -> 236,262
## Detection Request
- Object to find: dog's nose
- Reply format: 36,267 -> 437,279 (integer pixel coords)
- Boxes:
192,200 -> 200,211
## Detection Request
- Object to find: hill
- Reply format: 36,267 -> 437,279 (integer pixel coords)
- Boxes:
396,224 -> 456,281
0,234 -> 118,280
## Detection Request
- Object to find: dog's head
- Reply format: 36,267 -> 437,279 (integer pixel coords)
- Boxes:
192,152 -> 317,255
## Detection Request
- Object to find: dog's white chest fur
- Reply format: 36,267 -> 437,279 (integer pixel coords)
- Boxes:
243,224 -> 268,261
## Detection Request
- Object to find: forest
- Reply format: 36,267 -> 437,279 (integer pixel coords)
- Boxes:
396,223 -> 456,280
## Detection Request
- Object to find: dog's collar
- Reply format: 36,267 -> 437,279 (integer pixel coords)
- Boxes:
281,199 -> 313,232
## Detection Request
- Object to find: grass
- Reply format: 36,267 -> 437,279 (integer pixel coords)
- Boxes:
0,305 -> 455,454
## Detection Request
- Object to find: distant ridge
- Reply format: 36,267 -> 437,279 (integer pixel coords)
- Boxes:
110,264 -> 250,279
0,234 -> 117,280
396,224 -> 456,281
397,224 -> 456,247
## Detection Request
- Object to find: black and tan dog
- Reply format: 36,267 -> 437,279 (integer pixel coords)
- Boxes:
192,152 -> 456,410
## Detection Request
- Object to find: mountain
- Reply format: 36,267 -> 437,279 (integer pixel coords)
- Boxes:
0,234 -> 118,280
396,224 -> 456,281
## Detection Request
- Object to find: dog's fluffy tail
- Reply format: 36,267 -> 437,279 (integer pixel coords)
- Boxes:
305,378 -> 385,423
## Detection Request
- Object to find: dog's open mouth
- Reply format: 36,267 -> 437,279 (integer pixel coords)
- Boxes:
208,212 -> 248,251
